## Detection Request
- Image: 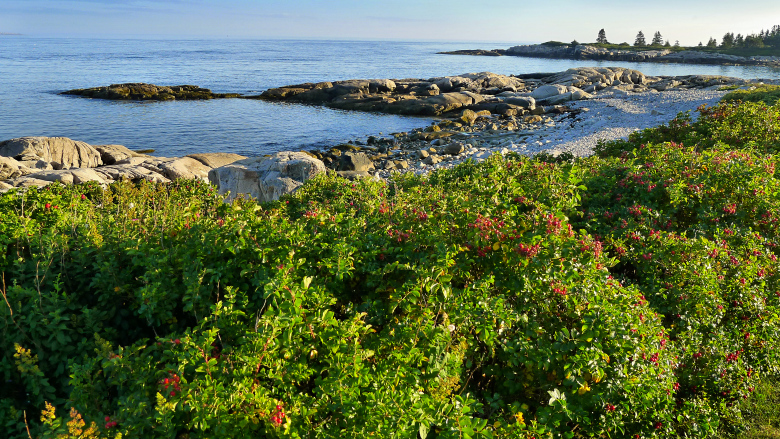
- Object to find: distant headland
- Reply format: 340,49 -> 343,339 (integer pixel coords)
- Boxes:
443,25 -> 780,67
441,43 -> 780,67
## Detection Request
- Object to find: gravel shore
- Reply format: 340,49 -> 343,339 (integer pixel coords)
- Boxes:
522,89 -> 729,157
405,88 -> 731,176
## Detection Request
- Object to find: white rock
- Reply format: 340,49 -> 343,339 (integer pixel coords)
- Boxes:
209,151 -> 326,203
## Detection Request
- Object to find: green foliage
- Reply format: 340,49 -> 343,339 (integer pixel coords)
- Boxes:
593,101 -> 780,157
723,85 -> 780,106
2,100 -> 780,438
737,377 -> 780,438
635,30 -> 647,47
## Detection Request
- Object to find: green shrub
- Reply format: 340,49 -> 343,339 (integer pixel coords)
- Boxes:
594,101 -> 780,157
723,85 -> 780,106
2,100 -> 780,438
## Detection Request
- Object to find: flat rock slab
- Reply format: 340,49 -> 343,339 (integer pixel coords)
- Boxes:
186,153 -> 247,169
61,83 -> 241,101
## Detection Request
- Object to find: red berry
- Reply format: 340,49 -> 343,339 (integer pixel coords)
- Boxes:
174,339 -> 181,345
105,416 -> 110,422
45,203 -> 51,209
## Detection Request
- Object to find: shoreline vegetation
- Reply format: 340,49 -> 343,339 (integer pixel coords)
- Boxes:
2,87 -> 780,438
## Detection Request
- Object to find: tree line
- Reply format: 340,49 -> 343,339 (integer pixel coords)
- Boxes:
594,25 -> 780,49
596,28 -> 675,48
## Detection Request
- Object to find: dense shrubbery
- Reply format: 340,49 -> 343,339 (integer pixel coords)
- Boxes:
722,85 -> 780,106
1,101 -> 779,438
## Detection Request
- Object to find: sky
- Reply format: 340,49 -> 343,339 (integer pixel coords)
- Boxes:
1,0 -> 779,46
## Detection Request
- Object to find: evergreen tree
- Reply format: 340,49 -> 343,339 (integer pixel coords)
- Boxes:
571,40 -> 580,46
597,29 -> 608,44
767,25 -> 780,47
744,34 -> 765,48
721,32 -> 735,48
706,37 -> 718,48
735,34 -> 744,46
634,31 -> 646,47
651,31 -> 664,46
698,42 -> 703,47
674,40 -> 680,48
664,40 -> 671,47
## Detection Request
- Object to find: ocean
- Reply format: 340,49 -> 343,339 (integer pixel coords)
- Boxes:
1,37 -> 779,157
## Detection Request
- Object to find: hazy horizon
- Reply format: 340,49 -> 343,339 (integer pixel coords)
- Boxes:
2,0 -> 780,46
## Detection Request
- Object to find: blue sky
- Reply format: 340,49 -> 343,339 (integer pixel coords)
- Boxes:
2,0 -> 779,45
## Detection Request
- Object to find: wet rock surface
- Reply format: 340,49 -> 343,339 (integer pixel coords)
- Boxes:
61,83 -> 241,100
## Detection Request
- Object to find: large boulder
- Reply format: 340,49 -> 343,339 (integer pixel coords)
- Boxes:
338,152 -> 374,172
503,96 -> 536,109
0,137 -> 102,169
158,157 -> 212,181
0,156 -> 25,180
368,79 -> 396,93
531,84 -> 569,101
94,144 -> 143,165
209,151 -> 326,203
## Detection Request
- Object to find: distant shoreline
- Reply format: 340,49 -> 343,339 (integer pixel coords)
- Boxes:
0,33 -> 22,36
440,43 -> 780,68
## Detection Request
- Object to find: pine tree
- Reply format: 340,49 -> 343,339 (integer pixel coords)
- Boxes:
735,34 -> 744,46
706,37 -> 718,48
651,31 -> 664,46
721,32 -> 735,48
674,40 -> 680,48
597,29 -> 608,44
664,40 -> 671,47
634,31 -> 646,47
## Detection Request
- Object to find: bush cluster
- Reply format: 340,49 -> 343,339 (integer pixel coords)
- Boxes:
1,101 -> 779,438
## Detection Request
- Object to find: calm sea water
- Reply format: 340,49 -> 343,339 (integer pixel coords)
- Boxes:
1,37 -> 779,157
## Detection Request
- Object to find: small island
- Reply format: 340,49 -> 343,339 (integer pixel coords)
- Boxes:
61,83 -> 241,100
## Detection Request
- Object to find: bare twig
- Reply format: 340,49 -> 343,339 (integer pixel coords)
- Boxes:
24,410 -> 32,439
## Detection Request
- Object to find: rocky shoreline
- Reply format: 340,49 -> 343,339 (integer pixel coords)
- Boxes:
441,44 -> 780,67
4,67 -> 776,201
